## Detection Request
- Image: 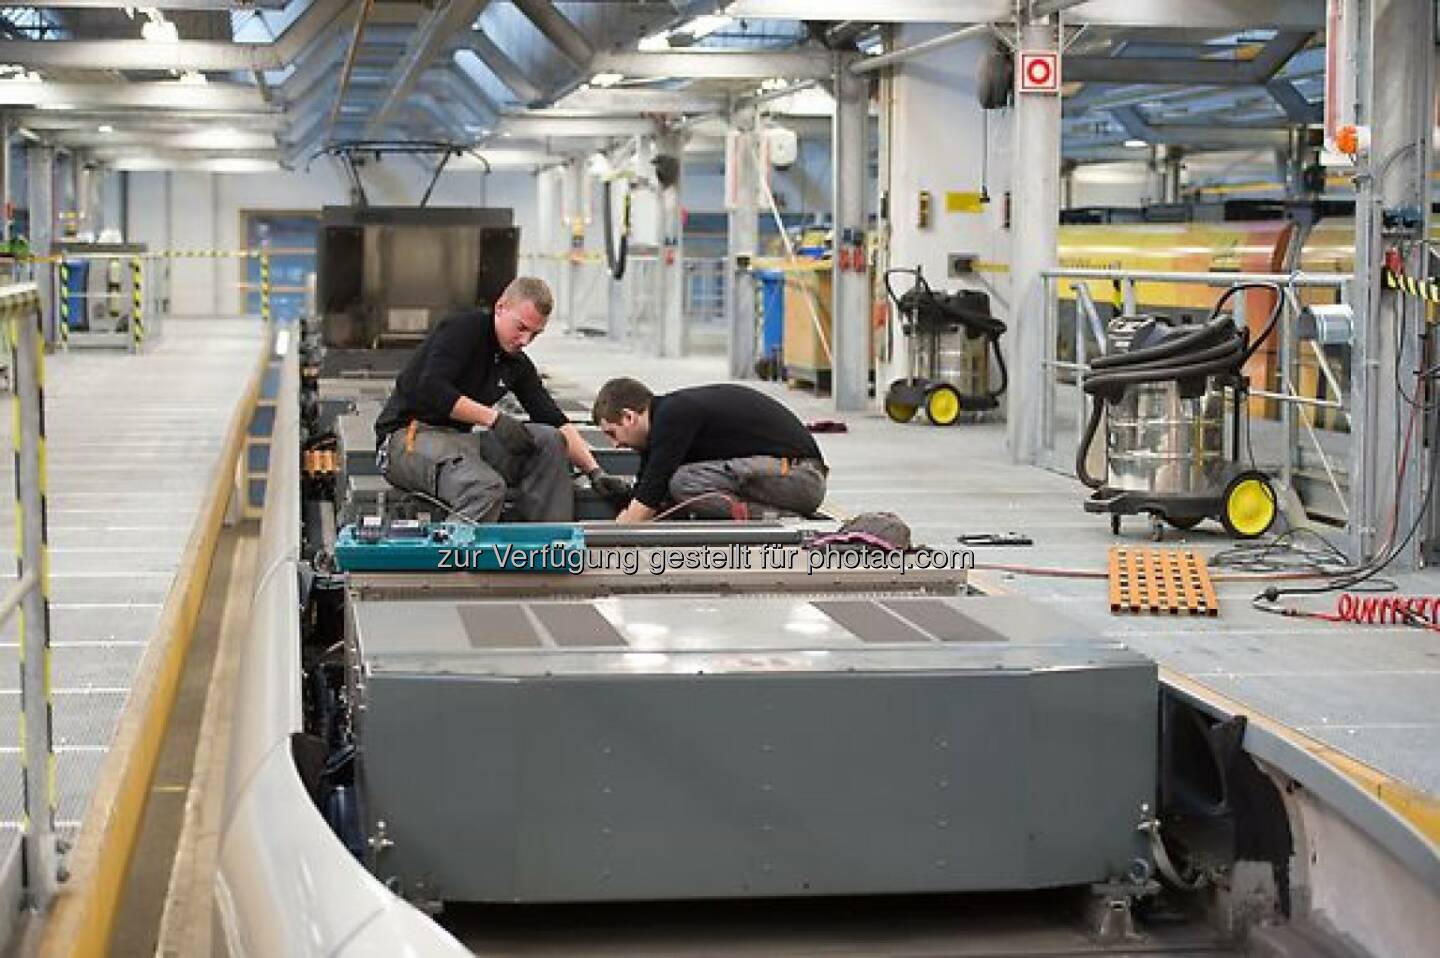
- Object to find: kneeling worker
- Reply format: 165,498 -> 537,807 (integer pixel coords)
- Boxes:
374,277 -> 629,521
591,377 -> 828,523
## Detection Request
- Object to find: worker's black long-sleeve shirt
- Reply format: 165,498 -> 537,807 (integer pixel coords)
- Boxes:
634,384 -> 823,508
374,309 -> 567,446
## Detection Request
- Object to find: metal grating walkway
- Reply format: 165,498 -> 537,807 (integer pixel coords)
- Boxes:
0,318 -> 263,885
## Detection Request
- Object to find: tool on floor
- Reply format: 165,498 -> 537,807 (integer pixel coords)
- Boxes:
1108,546 -> 1218,616
882,266 -> 1007,426
1077,283 -> 1282,540
958,533 -> 1034,546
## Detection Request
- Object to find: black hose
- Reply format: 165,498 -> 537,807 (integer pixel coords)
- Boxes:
603,178 -> 628,281
1075,282 -> 1283,490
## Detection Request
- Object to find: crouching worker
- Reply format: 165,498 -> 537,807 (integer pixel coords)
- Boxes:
374,277 -> 620,522
592,377 -> 828,523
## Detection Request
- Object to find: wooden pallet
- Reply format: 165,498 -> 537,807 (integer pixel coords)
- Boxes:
1108,547 -> 1219,616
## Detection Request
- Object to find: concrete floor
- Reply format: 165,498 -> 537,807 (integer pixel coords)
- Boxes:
529,332 -> 1440,804
0,318 -> 264,914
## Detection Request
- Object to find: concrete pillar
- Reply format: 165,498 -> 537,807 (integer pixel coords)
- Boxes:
27,143 -> 55,344
656,128 -> 686,357
1007,20 -> 1061,463
726,104 -> 759,379
1350,0 -> 1433,566
832,54 -> 869,411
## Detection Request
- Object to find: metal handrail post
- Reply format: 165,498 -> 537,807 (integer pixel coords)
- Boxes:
1073,282 -> 1089,465
1040,274 -> 1055,461
8,286 -> 59,909
1279,292 -> 1296,489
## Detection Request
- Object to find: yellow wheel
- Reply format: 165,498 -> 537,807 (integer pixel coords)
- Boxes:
926,384 -> 962,426
885,398 -> 918,423
1221,472 -> 1277,539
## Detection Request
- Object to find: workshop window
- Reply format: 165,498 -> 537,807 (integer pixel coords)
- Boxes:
241,211 -> 320,323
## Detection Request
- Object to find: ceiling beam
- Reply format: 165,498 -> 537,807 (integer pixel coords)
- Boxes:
0,0 -> 349,71
511,0 -> 593,67
469,28 -> 545,105
370,0 -> 491,132
499,116 -> 658,138
48,129 -> 275,150
1265,79 -> 1322,124
15,111 -> 286,131
728,0 -> 1324,29
1067,32 -> 1312,85
545,88 -> 731,114
18,1 -> 283,7
589,50 -> 834,81
0,81 -> 272,112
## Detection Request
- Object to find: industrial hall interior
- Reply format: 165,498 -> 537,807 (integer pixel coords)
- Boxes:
1,1 -> 1439,956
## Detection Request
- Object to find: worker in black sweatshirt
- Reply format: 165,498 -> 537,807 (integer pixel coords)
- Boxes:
591,377 -> 827,522
374,277 -> 629,522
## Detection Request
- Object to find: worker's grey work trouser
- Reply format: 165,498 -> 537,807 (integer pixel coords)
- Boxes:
380,422 -> 574,522
669,456 -> 827,519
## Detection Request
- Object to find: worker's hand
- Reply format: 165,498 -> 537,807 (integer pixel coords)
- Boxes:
491,412 -> 538,457
587,468 -> 634,506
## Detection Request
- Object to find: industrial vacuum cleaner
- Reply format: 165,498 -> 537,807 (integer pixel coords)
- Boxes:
883,267 -> 1008,426
1077,283 -> 1281,539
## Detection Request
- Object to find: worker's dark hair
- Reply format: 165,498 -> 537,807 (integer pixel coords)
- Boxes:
592,377 -> 653,424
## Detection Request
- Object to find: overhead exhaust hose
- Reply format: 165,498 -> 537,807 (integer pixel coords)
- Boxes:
1075,282 -> 1283,490
603,178 -> 630,281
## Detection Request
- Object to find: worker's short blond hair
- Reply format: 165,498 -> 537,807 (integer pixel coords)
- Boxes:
499,276 -> 554,318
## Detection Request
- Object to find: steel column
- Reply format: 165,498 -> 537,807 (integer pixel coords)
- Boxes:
656,129 -> 686,358
832,53 -> 868,411
1007,21 -> 1061,463
562,159 -> 585,335
726,105 -> 759,380
1350,0 -> 1433,565
26,145 -> 55,344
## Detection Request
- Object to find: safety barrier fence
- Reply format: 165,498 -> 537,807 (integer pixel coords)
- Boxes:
1038,268 -> 1356,529
0,284 -> 59,937
28,248 -> 277,352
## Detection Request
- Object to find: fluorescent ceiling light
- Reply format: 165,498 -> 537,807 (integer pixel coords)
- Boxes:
141,18 -> 179,44
98,124 -> 114,134
637,13 -> 734,50
1123,138 -> 1148,148
178,71 -> 208,85
684,14 -> 733,40
590,72 -> 624,88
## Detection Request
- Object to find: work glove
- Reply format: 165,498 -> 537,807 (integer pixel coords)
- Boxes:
587,467 -> 634,506
490,412 -> 538,457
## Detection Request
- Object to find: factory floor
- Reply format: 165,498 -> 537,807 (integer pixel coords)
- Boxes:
530,332 -> 1440,816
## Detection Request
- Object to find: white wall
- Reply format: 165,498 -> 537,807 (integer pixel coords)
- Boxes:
125,163 -> 540,316
882,28 -> 1013,393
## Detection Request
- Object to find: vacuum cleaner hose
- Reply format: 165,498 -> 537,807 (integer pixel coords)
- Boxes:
1075,282 -> 1283,490
603,178 -> 629,281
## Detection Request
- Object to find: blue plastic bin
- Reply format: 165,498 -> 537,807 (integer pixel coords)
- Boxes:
756,269 -> 784,367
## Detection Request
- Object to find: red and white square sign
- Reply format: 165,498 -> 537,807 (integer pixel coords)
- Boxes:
1018,50 -> 1060,93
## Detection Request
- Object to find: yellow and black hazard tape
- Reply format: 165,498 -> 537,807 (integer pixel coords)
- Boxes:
1383,267 -> 1440,304
0,284 -> 59,841
26,248 -> 274,265
57,261 -> 69,350
130,256 -> 144,348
